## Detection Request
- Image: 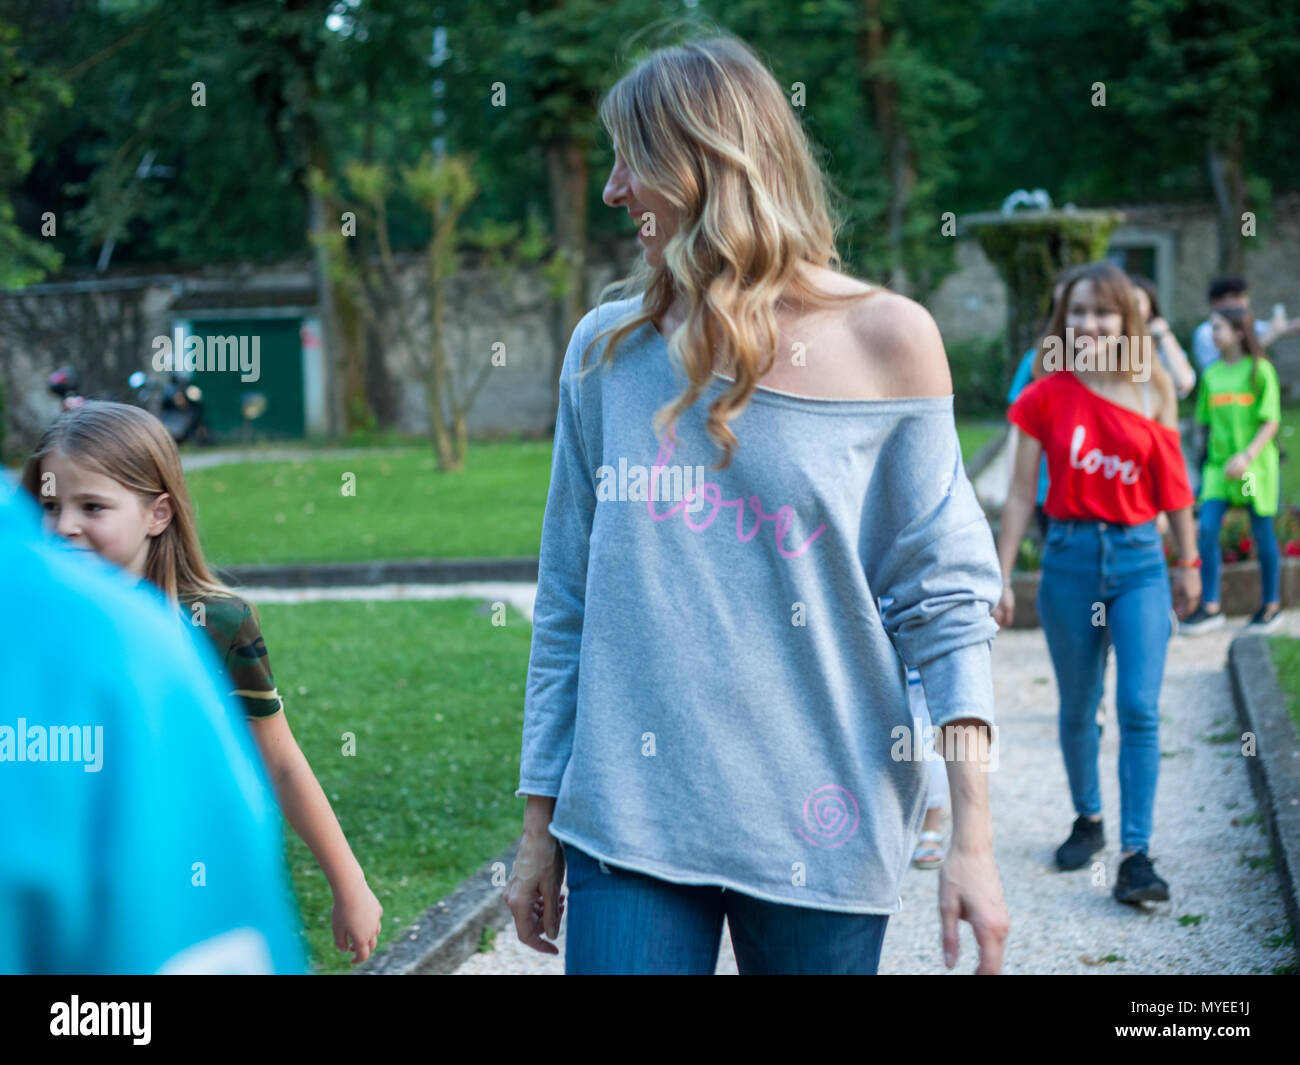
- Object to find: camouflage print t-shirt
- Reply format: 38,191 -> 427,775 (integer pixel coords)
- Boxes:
178,593 -> 284,720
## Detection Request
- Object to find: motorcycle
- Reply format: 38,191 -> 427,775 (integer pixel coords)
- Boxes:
49,367 -> 212,446
157,371 -> 211,446
46,366 -> 111,411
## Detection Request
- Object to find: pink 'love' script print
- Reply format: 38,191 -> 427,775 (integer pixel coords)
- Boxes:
644,436 -> 827,559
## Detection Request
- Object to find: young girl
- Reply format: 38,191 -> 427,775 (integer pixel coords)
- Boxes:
1181,306 -> 1283,633
994,261 -> 1200,905
21,400 -> 384,964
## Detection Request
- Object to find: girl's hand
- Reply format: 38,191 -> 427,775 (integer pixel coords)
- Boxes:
992,582 -> 1015,628
333,880 -> 383,964
1171,567 -> 1202,619
1148,316 -> 1170,337
505,829 -> 566,954
1224,452 -> 1251,480
939,841 -> 1010,974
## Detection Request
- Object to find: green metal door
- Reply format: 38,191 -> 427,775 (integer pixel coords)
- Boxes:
187,317 -> 305,440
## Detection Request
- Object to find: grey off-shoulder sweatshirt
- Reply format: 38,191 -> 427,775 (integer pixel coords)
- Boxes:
517,295 -> 1002,914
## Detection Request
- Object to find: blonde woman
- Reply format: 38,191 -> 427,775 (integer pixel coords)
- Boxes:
507,34 -> 1008,974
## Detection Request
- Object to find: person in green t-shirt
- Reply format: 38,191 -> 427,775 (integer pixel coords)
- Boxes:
1182,306 -> 1283,634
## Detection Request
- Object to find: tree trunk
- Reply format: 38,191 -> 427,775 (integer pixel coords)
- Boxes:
1207,128 -> 1247,278
425,219 -> 460,471
307,185 -> 345,436
547,137 -> 588,385
861,0 -> 914,298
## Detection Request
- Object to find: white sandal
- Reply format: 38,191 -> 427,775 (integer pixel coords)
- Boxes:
912,830 -> 945,869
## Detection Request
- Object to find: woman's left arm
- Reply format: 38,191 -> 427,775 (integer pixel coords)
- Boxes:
1154,379 -> 1202,614
249,714 -> 383,962
859,297 -> 1008,972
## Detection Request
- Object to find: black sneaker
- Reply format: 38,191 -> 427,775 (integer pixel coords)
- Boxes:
1179,604 -> 1225,635
1113,852 -> 1170,904
1247,604 -> 1282,633
1056,815 -> 1104,871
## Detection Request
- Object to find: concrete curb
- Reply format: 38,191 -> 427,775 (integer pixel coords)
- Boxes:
1227,635 -> 1300,945
216,556 -> 539,588
357,836 -> 522,976
216,552 -> 1296,627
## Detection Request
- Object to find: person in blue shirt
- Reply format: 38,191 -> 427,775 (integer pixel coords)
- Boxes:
0,476 -> 306,974
1005,274 -> 1077,542
1006,346 -> 1051,541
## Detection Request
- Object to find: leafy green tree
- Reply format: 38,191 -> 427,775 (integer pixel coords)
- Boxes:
0,19 -> 69,286
1110,0 -> 1300,275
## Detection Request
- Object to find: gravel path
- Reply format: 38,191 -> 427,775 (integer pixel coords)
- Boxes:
180,446 -> 381,471
455,609 -> 1300,975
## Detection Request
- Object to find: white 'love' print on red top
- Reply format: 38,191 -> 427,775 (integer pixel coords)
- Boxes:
1069,424 -> 1141,485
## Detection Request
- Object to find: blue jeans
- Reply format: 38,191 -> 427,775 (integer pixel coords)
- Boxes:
1036,519 -> 1171,854
560,843 -> 890,974
1197,498 -> 1280,606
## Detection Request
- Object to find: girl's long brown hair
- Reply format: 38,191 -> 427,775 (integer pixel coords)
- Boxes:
582,33 -> 883,469
21,401 -> 240,609
1030,263 -> 1090,380
1033,260 -> 1176,416
1213,305 -> 1268,394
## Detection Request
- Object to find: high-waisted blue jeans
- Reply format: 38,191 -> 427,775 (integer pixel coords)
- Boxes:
1036,519 -> 1171,854
560,842 -> 890,974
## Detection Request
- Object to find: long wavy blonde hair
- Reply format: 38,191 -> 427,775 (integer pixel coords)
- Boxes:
21,400 -> 240,608
581,33 -> 885,469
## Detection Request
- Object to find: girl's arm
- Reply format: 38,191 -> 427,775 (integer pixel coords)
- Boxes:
1246,419 -> 1281,457
250,713 -> 370,895
992,428 -> 1041,627
1164,504 -> 1202,618
1155,383 -> 1202,615
1151,324 -> 1197,398
1261,318 -> 1300,348
1225,420 -> 1280,481
249,713 -> 383,961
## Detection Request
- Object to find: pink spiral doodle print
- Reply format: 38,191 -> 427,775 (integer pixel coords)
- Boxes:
797,785 -> 860,848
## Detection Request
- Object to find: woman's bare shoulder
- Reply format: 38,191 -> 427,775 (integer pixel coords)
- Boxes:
849,290 -> 953,399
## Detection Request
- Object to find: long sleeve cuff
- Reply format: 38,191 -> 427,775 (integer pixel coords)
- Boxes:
515,780 -> 561,799
916,638 -> 996,731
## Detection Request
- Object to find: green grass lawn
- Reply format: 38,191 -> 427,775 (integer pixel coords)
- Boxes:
189,424 -> 1005,567
956,418 -> 1002,468
255,597 -> 532,974
189,440 -> 554,566
1279,406 -> 1299,511
1267,636 -> 1300,742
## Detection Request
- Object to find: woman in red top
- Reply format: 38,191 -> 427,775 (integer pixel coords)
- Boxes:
993,260 -> 1201,905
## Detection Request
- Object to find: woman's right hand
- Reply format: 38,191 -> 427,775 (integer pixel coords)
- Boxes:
992,581 -> 1015,628
505,828 -> 566,954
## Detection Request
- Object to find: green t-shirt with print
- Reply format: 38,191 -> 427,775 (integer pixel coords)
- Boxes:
178,593 -> 285,720
1195,355 -> 1281,516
